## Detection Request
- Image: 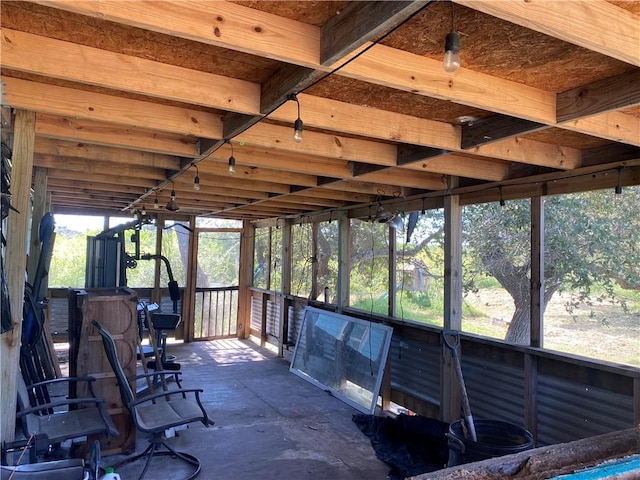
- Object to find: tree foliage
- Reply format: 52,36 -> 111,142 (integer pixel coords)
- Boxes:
463,186 -> 640,343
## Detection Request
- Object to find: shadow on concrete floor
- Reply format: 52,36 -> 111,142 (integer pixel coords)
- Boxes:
101,338 -> 390,480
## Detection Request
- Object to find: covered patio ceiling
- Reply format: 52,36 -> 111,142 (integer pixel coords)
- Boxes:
1,0 -> 639,220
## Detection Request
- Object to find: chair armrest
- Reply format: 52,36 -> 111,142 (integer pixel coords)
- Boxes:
16,397 -> 106,417
27,376 -> 101,400
130,388 -> 203,407
27,376 -> 97,389
128,371 -> 182,382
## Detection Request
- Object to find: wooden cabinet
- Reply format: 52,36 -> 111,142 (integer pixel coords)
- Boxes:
68,287 -> 138,455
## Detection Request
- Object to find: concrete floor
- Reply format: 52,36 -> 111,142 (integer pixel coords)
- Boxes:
104,338 -> 391,480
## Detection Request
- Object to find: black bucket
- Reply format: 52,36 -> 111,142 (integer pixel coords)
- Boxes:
447,419 -> 534,467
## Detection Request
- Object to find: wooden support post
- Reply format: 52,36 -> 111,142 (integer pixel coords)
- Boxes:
388,226 -> 396,317
237,220 -> 254,339
265,227 -> 272,291
1,110 -> 35,443
310,221 -> 319,301
278,220 -> 292,356
336,212 -> 350,312
441,178 -> 462,423
526,196 -> 544,444
181,216 -> 197,342
381,350 -> 392,412
27,167 -> 48,284
634,377 -> 640,428
260,292 -> 268,347
530,196 -> 544,348
152,217 -> 164,304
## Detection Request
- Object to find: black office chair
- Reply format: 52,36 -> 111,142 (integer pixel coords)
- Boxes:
92,320 -> 213,480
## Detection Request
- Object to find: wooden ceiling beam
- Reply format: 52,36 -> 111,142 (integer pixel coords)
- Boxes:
167,169 -> 295,195
320,1 -> 428,66
0,61 -> 603,172
319,180 -> 407,196
401,154 -> 510,182
49,195 -> 131,209
2,76 -> 224,138
34,154 -> 165,180
350,162 -> 387,177
461,115 -> 547,149
296,188 -> 375,204
473,137 -> 580,170
47,178 -> 145,195
358,168 -> 446,191
266,195 -> 345,208
22,3 -> 639,146
34,138 -> 182,170
561,111 -> 640,147
224,1 -> 431,158
455,0 -> 640,67
580,144 -> 640,167
35,114 -> 198,157
200,161 -> 318,188
44,169 -> 151,189
258,65 -> 324,114
557,70 -> 640,123
1,28 -> 261,115
31,0 -> 321,67
214,147 -> 354,179
396,145 -> 450,166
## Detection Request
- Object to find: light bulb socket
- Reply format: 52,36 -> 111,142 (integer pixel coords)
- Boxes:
444,31 -> 460,54
165,188 -> 180,212
293,118 -> 304,143
228,155 -> 236,175
193,175 -> 200,191
153,198 -> 159,209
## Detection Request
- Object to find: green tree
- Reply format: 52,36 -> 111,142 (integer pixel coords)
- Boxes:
463,187 -> 640,344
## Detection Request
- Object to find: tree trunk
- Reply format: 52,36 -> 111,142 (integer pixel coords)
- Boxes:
505,304 -> 530,344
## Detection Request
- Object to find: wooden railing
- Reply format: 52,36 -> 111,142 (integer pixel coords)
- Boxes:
193,286 -> 239,340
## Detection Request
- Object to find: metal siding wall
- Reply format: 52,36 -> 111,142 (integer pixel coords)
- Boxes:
463,355 -> 525,426
266,299 -> 280,339
389,334 -> 441,405
287,306 -> 305,345
537,373 -> 635,446
250,295 -> 262,332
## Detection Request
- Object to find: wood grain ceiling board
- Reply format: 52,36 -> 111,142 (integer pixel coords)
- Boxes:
0,0 -> 638,221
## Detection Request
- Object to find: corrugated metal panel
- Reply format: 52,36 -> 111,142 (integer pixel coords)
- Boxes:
463,355 -> 525,426
49,296 -> 69,335
389,334 -> 440,405
250,295 -> 262,332
266,299 -> 280,339
287,306 -> 305,345
537,373 -> 635,446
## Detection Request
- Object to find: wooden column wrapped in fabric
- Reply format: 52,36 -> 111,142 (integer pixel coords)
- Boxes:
68,287 -> 138,455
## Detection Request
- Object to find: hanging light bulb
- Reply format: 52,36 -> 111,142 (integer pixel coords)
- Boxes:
226,140 -> 236,175
192,164 -> 201,191
615,167 -> 623,196
141,205 -> 147,216
290,94 -> 304,143
165,182 -> 180,212
443,2 -> 461,73
153,191 -> 159,210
